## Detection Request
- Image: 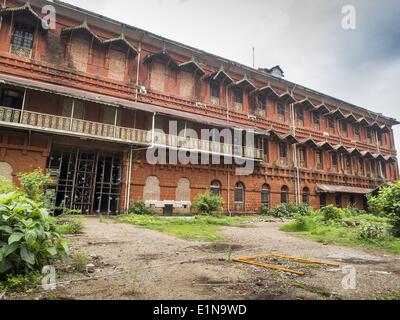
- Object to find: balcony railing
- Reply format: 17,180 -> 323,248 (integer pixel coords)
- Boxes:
0,106 -> 263,160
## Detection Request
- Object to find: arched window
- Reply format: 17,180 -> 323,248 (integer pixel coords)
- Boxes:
234,182 -> 245,210
281,186 -> 289,204
210,180 -> 221,196
261,184 -> 270,208
0,161 -> 13,181
143,176 -> 160,201
302,187 -> 310,204
176,178 -> 190,201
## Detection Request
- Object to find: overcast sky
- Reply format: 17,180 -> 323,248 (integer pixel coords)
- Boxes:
63,0 -> 400,154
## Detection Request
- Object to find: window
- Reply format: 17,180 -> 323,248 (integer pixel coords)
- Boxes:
331,153 -> 338,171
328,118 -> 335,134
358,159 -> 364,176
345,155 -> 351,173
377,133 -> 382,146
312,112 -> 320,130
335,193 -> 342,208
233,89 -> 243,111
349,194 -> 356,207
234,182 -> 245,211
319,193 -> 327,208
366,129 -> 372,144
341,121 -> 348,137
315,150 -> 323,170
297,109 -> 304,127
354,125 -> 360,140
257,95 -> 266,117
298,147 -> 306,168
302,188 -> 310,204
11,25 -> 34,58
277,103 -> 285,121
0,89 -> 24,109
261,184 -> 270,208
281,186 -> 289,204
210,180 -> 221,196
279,142 -> 288,165
210,81 -> 220,105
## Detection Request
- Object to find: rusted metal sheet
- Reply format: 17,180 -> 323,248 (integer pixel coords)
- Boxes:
316,183 -> 375,194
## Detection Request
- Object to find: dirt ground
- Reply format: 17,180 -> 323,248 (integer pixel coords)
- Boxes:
9,217 -> 400,300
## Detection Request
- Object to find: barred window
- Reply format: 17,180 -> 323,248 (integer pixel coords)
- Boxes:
302,187 -> 310,204
234,182 -> 245,203
12,25 -> 34,49
277,103 -> 285,121
261,184 -> 270,208
210,180 -> 221,196
281,186 -> 289,204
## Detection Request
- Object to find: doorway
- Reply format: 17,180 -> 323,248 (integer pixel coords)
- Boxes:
47,147 -> 122,215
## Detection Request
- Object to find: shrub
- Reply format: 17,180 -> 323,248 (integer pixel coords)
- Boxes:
72,251 -> 88,272
358,223 -> 386,240
320,205 -> 343,222
0,271 -> 41,292
17,169 -> 53,207
193,191 -> 223,215
260,205 -> 273,216
0,192 -> 68,277
0,177 -> 18,195
128,200 -> 154,215
368,182 -> 400,237
55,217 -> 84,235
268,203 -> 312,219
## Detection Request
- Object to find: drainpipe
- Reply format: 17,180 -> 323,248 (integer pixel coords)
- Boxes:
135,41 -> 142,101
125,146 -> 133,213
125,112 -> 156,212
288,85 -> 300,204
227,169 -> 232,217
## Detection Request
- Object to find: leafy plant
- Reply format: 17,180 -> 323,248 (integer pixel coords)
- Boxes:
0,192 -> 68,277
72,251 -> 88,272
17,169 -> 53,207
0,177 -> 18,195
320,205 -> 343,222
0,271 -> 41,292
54,216 -> 84,235
368,182 -> 400,237
193,191 -> 223,215
128,200 -> 154,215
358,223 -> 386,240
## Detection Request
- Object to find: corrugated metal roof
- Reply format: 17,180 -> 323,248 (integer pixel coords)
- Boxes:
316,184 -> 375,194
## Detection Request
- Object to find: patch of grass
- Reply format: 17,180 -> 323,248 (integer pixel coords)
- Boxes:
292,281 -> 341,299
55,216 -> 84,235
116,214 -> 262,241
0,271 -> 42,292
72,251 -> 88,272
374,292 -> 400,300
282,214 -> 400,254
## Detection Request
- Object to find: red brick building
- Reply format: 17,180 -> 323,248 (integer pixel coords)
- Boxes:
0,0 -> 398,214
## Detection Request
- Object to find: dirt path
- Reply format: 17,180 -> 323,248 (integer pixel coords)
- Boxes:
36,217 -> 400,300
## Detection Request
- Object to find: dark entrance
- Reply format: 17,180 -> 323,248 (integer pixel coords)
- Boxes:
47,147 -> 122,215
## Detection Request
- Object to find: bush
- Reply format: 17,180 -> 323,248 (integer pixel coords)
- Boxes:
0,177 -> 18,195
17,169 -> 53,208
55,217 -> 84,235
358,223 -> 386,240
193,191 -> 223,215
128,200 -> 154,215
368,182 -> 400,237
260,205 -> 273,216
320,205 -> 343,222
72,251 -> 88,273
0,271 -> 41,292
0,192 -> 68,277
267,203 -> 312,219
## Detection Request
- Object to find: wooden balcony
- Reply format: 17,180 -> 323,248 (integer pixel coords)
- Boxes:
0,106 -> 263,160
